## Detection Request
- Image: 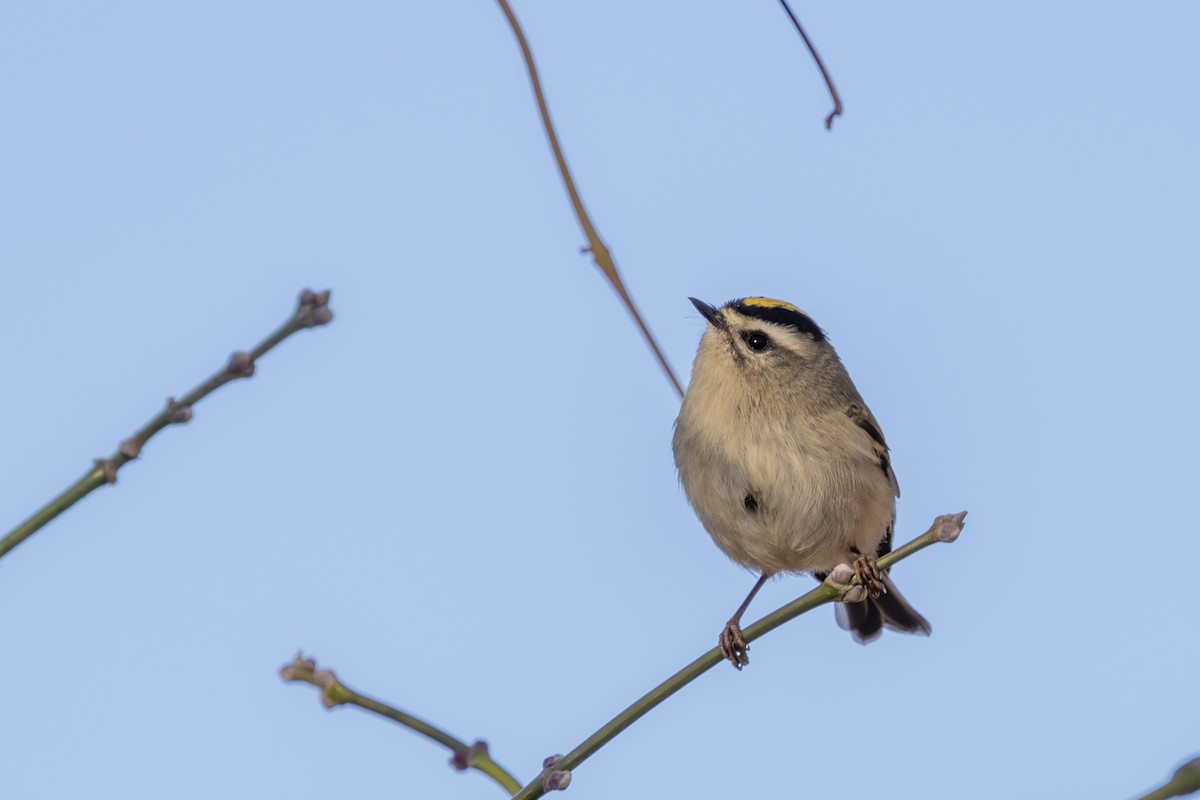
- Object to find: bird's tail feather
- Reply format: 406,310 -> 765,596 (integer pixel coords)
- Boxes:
834,573 -> 931,644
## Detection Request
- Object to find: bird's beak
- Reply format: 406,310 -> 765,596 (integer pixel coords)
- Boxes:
689,297 -> 727,331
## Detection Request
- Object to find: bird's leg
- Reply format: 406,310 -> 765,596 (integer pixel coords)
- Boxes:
720,573 -> 770,670
850,551 -> 885,599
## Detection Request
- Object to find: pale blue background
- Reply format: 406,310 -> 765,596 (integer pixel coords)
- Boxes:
2,2 -> 1197,798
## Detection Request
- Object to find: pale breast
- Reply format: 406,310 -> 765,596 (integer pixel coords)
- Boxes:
676,406 -> 895,575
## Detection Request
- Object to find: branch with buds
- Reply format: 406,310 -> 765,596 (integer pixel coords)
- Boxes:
0,289 -> 333,561
284,512 -> 968,797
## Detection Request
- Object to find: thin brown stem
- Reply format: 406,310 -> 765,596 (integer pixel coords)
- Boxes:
777,0 -> 843,129
493,0 -> 684,398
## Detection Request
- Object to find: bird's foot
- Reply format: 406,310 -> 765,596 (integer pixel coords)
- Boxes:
719,618 -> 750,670
852,554 -> 885,599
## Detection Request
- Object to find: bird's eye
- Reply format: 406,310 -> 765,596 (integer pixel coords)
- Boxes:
744,332 -> 771,352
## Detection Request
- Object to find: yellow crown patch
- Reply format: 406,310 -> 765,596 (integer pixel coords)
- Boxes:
740,297 -> 806,316
731,297 -> 825,340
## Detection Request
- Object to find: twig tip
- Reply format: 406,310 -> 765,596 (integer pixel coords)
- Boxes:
933,511 -> 969,543
297,288 -> 334,328
279,652 -> 317,682
279,653 -> 344,708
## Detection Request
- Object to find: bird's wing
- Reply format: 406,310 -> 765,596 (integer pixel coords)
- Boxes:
845,403 -> 900,498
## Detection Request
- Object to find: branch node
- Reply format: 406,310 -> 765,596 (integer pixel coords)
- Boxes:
449,740 -> 490,772
313,669 -> 343,707
118,438 -> 143,460
96,458 -> 119,484
541,756 -> 572,792
827,563 -> 853,584
843,584 -> 867,603
544,770 -> 572,792
1172,757 -> 1200,789
824,563 -> 866,602
166,397 -> 193,424
225,351 -> 256,378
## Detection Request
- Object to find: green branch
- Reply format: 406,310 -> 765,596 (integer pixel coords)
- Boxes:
284,514 -> 964,796
508,511 -> 966,798
280,655 -> 523,796
1135,758 -> 1200,800
0,289 -> 333,562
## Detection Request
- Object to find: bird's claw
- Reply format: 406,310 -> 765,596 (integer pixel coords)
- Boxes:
719,619 -> 750,670
852,555 -> 885,599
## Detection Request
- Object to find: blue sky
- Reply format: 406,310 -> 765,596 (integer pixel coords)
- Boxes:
2,2 -> 1197,798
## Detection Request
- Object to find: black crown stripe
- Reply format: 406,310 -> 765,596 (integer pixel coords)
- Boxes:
730,299 -> 826,341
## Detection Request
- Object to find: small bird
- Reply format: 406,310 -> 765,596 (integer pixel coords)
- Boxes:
673,297 -> 930,668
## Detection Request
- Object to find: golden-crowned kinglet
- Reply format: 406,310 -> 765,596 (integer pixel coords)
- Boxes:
673,297 -> 930,669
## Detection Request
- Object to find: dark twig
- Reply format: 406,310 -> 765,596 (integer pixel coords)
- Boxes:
0,289 -> 333,562
777,0 -> 843,129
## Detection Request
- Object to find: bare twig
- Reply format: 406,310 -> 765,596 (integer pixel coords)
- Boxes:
777,0 -> 843,129
0,289 -> 333,562
493,0 -> 684,399
280,655 -> 523,796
